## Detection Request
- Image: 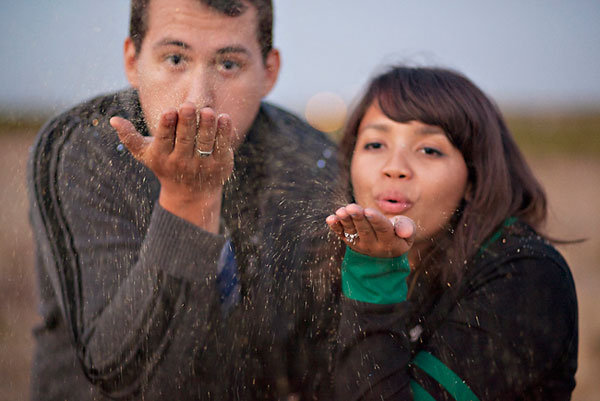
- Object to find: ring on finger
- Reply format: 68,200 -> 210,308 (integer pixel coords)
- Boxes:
196,148 -> 213,157
344,232 -> 359,243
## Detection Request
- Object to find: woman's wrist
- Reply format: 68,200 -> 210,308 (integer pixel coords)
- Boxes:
341,247 -> 411,304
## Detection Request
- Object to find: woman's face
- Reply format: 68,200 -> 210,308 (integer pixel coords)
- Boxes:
351,102 -> 469,256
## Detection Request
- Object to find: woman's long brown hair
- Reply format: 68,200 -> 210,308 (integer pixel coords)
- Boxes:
339,66 -> 547,285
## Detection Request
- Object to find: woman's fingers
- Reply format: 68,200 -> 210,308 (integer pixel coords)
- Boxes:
328,205 -> 417,258
363,208 -> 394,240
326,215 -> 344,237
346,204 -> 377,242
334,206 -> 363,246
391,215 -> 416,244
334,206 -> 356,234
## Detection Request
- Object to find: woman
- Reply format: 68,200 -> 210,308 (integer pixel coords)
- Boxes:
326,66 -> 578,400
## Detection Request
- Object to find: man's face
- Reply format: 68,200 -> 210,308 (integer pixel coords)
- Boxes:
124,0 -> 279,148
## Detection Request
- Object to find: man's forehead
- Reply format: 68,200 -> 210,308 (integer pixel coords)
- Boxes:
144,0 -> 259,41
145,0 -> 255,24
140,0 -> 261,57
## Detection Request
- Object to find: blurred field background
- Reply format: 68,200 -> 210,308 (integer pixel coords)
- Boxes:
0,109 -> 598,401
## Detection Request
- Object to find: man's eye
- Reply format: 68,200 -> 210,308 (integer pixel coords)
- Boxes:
218,59 -> 241,72
166,54 -> 183,65
223,60 -> 236,69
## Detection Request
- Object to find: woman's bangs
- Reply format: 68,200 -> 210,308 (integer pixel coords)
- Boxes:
375,78 -> 469,150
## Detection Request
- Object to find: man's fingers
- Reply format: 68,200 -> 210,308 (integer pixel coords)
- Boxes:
195,108 -> 217,155
213,114 -> 233,158
110,116 -> 148,160
152,108 -> 177,155
171,102 -> 198,159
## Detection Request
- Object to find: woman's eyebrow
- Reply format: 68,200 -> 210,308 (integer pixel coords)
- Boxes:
360,122 -> 444,135
416,126 -> 445,135
359,122 -> 390,133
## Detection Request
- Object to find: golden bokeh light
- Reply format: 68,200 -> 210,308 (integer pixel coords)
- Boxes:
304,92 -> 347,133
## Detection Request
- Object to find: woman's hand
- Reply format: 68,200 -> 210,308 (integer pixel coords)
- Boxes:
326,204 -> 415,258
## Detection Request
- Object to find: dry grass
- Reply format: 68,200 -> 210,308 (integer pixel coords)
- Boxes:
0,128 -> 39,401
0,113 -> 598,400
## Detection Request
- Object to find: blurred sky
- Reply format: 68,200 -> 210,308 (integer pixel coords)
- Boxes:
1,0 -> 600,116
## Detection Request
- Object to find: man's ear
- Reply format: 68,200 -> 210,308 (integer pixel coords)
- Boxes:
123,37 -> 139,88
261,48 -> 280,97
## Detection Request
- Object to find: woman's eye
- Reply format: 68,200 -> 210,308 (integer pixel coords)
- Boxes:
364,142 -> 383,150
421,147 -> 443,156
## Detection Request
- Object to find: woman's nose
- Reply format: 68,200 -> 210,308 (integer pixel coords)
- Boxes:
382,152 -> 412,179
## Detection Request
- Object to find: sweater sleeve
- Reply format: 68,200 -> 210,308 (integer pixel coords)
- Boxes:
335,247 -> 414,400
334,247 -> 577,401
341,247 -> 411,304
29,114 -> 227,398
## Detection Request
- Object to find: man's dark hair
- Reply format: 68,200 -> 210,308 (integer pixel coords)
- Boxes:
129,0 -> 273,60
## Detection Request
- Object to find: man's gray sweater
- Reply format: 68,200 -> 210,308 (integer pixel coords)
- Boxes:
28,89 -> 342,400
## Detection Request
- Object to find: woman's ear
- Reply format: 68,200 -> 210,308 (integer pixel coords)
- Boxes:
464,182 -> 474,202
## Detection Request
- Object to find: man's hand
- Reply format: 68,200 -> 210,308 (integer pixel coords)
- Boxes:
110,102 -> 234,232
326,204 -> 415,258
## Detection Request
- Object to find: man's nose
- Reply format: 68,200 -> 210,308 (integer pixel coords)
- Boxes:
382,152 -> 412,179
184,70 -> 216,108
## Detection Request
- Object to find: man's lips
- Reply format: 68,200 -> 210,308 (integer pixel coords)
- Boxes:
375,196 -> 412,214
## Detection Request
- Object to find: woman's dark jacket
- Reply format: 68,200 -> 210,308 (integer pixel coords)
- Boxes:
335,222 -> 578,400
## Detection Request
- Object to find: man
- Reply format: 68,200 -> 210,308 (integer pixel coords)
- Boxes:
28,0 -> 341,399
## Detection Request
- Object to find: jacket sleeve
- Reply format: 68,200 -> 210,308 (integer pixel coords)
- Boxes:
334,250 -> 578,401
29,114 -> 227,398
334,247 -> 414,400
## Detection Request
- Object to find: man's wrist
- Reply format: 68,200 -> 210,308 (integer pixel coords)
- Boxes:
158,188 -> 223,232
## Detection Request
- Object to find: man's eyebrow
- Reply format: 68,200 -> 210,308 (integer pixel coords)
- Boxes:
153,38 -> 191,50
216,46 -> 250,56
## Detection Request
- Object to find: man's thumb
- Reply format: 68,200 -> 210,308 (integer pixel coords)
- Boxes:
110,116 -> 146,160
